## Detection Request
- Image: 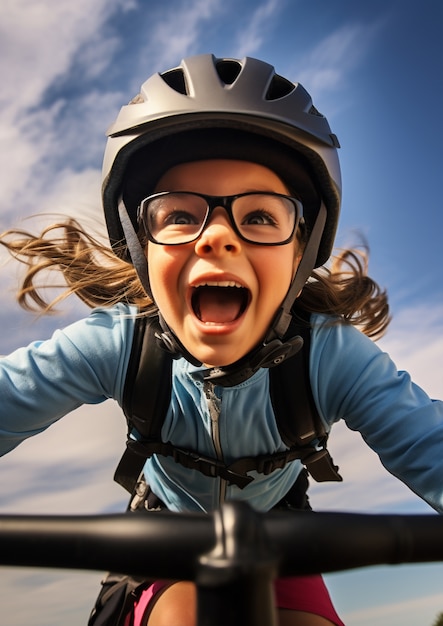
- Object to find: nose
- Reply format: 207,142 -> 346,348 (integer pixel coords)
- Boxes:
194,207 -> 242,256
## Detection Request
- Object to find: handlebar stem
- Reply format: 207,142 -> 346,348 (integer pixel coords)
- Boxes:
196,501 -> 279,626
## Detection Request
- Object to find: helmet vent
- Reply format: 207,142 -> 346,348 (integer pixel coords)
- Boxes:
265,75 -> 295,100
215,59 -> 242,85
308,105 -> 324,117
161,68 -> 188,95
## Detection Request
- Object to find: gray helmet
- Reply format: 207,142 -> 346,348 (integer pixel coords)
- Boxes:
102,53 -> 340,266
101,54 -> 342,382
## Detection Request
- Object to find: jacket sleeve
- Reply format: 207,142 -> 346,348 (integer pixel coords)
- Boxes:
309,316 -> 443,512
0,304 -> 135,456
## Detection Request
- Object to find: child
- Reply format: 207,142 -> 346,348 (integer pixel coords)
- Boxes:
1,54 -> 442,626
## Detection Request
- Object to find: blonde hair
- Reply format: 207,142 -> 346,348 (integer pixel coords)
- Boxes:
0,217 -> 389,338
298,249 -> 390,339
0,219 -> 152,313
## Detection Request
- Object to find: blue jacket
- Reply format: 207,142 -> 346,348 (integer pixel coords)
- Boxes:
1,303 -> 442,513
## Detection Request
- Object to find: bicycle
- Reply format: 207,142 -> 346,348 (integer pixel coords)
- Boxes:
1,501 -> 443,625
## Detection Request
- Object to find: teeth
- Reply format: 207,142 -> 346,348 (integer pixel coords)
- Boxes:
194,281 -> 244,288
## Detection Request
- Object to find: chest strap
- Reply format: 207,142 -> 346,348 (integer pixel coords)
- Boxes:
115,437 -> 340,492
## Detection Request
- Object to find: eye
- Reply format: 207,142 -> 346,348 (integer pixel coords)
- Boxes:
163,209 -> 200,226
242,209 -> 278,227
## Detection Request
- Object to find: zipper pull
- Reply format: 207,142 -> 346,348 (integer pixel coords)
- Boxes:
204,380 -> 221,423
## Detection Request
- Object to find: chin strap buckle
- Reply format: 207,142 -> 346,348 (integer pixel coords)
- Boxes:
203,335 -> 304,387
253,335 -> 304,369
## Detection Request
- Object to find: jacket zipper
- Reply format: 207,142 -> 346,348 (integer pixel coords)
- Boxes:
204,380 -> 227,504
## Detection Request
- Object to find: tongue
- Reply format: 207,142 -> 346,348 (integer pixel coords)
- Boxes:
197,287 -> 244,323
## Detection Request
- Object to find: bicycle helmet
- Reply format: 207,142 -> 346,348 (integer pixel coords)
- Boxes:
101,54 -> 342,384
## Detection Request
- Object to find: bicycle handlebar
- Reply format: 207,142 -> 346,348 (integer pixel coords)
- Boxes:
0,502 -> 442,578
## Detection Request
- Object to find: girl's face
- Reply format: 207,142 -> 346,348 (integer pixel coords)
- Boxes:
147,159 -> 302,367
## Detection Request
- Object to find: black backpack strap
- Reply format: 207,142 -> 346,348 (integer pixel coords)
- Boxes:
115,311 -> 341,494
114,315 -> 172,493
270,311 -> 342,482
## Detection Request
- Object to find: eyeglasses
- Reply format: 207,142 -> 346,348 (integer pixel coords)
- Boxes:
138,191 -> 303,246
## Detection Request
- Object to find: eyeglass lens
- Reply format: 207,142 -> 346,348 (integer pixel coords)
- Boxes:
141,192 -> 300,245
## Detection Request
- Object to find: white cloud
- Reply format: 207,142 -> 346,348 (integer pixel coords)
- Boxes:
0,568 -> 102,626
0,166 -> 104,355
0,0 -> 121,110
0,401 -> 128,515
135,0 -> 225,72
378,303 -> 443,399
294,19 -> 386,98
0,0 -> 128,227
0,0 -> 236,234
234,0 -> 285,58
0,123 -> 40,220
341,591 -> 443,626
310,420 -> 429,514
20,167 -> 105,235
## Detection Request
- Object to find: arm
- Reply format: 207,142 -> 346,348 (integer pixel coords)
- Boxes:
0,304 -> 135,455
310,316 -> 443,512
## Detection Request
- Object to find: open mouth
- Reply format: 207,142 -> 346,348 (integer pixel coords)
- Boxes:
191,282 -> 250,324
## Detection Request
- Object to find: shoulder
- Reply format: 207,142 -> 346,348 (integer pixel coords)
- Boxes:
292,309 -> 371,353
58,302 -> 139,364
308,313 -> 437,423
62,302 -> 139,340
53,303 -> 140,396
309,312 -> 381,358
308,313 -> 388,423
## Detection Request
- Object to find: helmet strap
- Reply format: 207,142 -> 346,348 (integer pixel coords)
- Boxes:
269,203 -> 327,341
118,198 -> 152,298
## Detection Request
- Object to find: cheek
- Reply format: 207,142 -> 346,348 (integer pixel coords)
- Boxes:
253,248 -> 295,306
147,246 -> 179,304
274,247 -> 301,304
262,244 -> 299,283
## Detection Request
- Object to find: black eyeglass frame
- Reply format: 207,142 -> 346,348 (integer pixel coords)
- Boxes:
137,191 -> 304,246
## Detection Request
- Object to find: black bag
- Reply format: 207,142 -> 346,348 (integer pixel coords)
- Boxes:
87,572 -> 154,626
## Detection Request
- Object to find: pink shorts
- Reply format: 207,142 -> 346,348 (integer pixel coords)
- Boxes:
128,576 -> 344,625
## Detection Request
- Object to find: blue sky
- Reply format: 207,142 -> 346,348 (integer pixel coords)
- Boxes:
0,0 -> 442,624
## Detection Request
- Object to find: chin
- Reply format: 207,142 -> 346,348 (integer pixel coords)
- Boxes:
194,346 -> 249,369
183,327 -> 259,368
